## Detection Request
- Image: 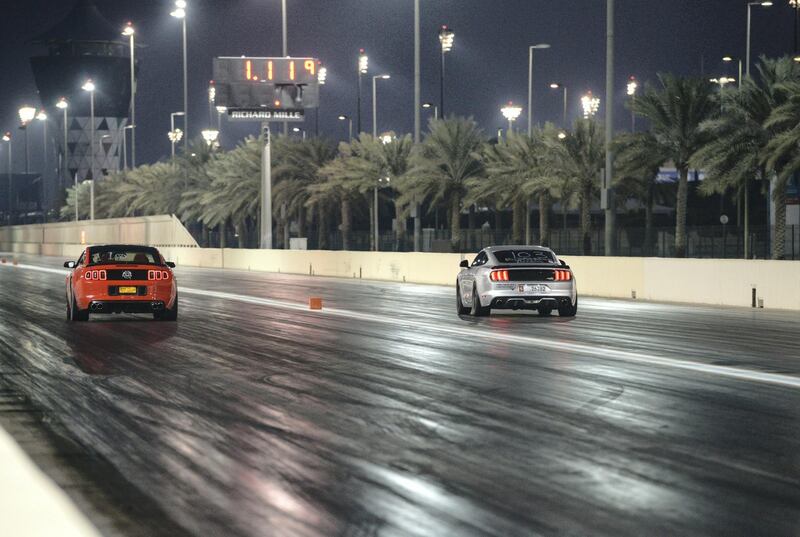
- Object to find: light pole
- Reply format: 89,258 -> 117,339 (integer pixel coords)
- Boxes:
501,102 -> 522,135
581,92 -> 600,118
605,0 -> 616,256
316,65 -> 327,136
710,77 -> 736,112
372,74 -> 390,252
201,129 -> 219,148
439,25 -> 455,119
527,43 -> 550,135
36,109 -> 48,221
338,115 -> 353,140
56,98 -> 68,195
2,133 -> 10,225
281,0 -> 288,135
169,111 -> 185,157
357,49 -> 368,135
722,56 -> 742,89
549,83 -> 568,129
626,77 -> 638,131
215,106 -> 227,132
791,0 -> 800,55
171,1 -> 188,154
422,102 -> 438,120
746,2 -> 773,77
372,74 -> 391,138
81,80 -> 96,220
18,106 -> 36,175
122,21 -> 137,167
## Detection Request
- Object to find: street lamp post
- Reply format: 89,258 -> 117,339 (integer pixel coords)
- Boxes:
722,56 -> 742,89
549,83 -> 568,129
422,102 -> 438,120
316,65 -> 327,136
215,106 -> 227,132
527,43 -> 550,135
36,110 -> 48,222
171,1 -> 188,154
746,2 -> 773,77
500,102 -> 523,135
581,92 -> 600,118
123,22 -> 136,167
372,74 -> 390,252
439,26 -> 455,119
56,98 -> 69,204
338,115 -> 353,140
791,0 -> 800,54
18,106 -> 36,175
2,133 -> 10,225
626,77 -> 638,131
81,80 -> 96,220
170,111 -> 185,157
357,49 -> 368,135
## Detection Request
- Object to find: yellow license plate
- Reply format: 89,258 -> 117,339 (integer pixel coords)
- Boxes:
118,286 -> 137,294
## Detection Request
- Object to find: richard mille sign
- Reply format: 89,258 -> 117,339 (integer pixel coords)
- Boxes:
228,109 -> 305,121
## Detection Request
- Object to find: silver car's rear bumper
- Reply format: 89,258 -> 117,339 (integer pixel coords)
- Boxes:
478,282 -> 576,309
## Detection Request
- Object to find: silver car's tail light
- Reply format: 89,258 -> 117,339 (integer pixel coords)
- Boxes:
490,270 -> 510,282
148,270 -> 170,281
554,269 -> 572,281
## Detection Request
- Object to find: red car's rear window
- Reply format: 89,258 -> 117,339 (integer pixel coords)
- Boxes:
88,247 -> 161,266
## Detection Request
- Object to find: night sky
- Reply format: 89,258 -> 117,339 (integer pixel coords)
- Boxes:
0,0 -> 796,168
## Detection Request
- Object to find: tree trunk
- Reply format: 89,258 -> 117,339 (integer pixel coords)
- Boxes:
675,165 -> 689,258
282,203 -> 289,250
394,201 -> 404,251
201,226 -> 209,248
298,205 -> 307,239
773,183 -> 786,260
368,196 -> 374,251
644,180 -> 654,256
318,202 -> 329,250
236,222 -> 246,249
450,194 -> 462,252
539,192 -> 550,247
581,186 -> 592,255
467,205 -> 476,252
512,196 -> 525,244
219,221 -> 226,249
341,197 -> 351,250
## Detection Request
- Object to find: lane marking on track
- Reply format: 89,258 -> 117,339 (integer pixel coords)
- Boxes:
6,261 -> 800,390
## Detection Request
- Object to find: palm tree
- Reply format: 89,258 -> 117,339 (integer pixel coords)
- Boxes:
693,57 -> 800,259
272,137 -> 336,248
614,131 -> 669,255
201,135 -> 263,247
765,75 -> 800,259
399,117 -> 484,251
632,74 -> 717,257
546,119 -> 604,255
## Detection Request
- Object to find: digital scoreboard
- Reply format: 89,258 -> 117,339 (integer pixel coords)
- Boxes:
213,57 -> 320,120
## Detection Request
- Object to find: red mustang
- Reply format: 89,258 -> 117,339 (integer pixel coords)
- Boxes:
64,245 -> 178,321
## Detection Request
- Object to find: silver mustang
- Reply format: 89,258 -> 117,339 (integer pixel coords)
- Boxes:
456,245 -> 577,317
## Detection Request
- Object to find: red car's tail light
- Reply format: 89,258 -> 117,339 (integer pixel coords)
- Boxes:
148,270 -> 170,281
84,270 -> 106,281
553,269 -> 572,281
490,270 -> 510,282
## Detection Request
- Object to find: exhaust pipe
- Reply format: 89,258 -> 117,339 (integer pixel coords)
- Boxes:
151,302 -> 164,311
90,303 -> 102,311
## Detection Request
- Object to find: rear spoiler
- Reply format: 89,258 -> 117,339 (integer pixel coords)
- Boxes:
494,263 -> 570,270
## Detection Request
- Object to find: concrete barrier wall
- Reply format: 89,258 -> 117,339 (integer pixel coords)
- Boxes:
0,215 -> 197,252
2,217 -> 799,310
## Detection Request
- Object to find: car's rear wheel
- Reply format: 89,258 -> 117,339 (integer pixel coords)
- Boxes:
558,295 -> 578,317
538,305 -> 553,316
470,287 -> 491,317
154,294 -> 178,321
70,294 -> 89,322
456,283 -> 470,315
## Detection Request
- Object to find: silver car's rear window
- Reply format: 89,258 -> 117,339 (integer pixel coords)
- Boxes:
494,250 -> 555,264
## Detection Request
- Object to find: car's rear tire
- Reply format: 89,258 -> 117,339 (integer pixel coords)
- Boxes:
70,294 -> 89,322
538,305 -> 552,316
470,287 -> 491,317
558,295 -> 578,317
456,283 -> 470,315
155,294 -> 178,321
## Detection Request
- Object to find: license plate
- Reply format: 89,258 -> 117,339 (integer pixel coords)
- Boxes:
118,286 -> 137,294
520,284 -> 548,293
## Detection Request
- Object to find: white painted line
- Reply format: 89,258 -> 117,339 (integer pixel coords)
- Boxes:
0,427 -> 101,537
5,261 -> 800,391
